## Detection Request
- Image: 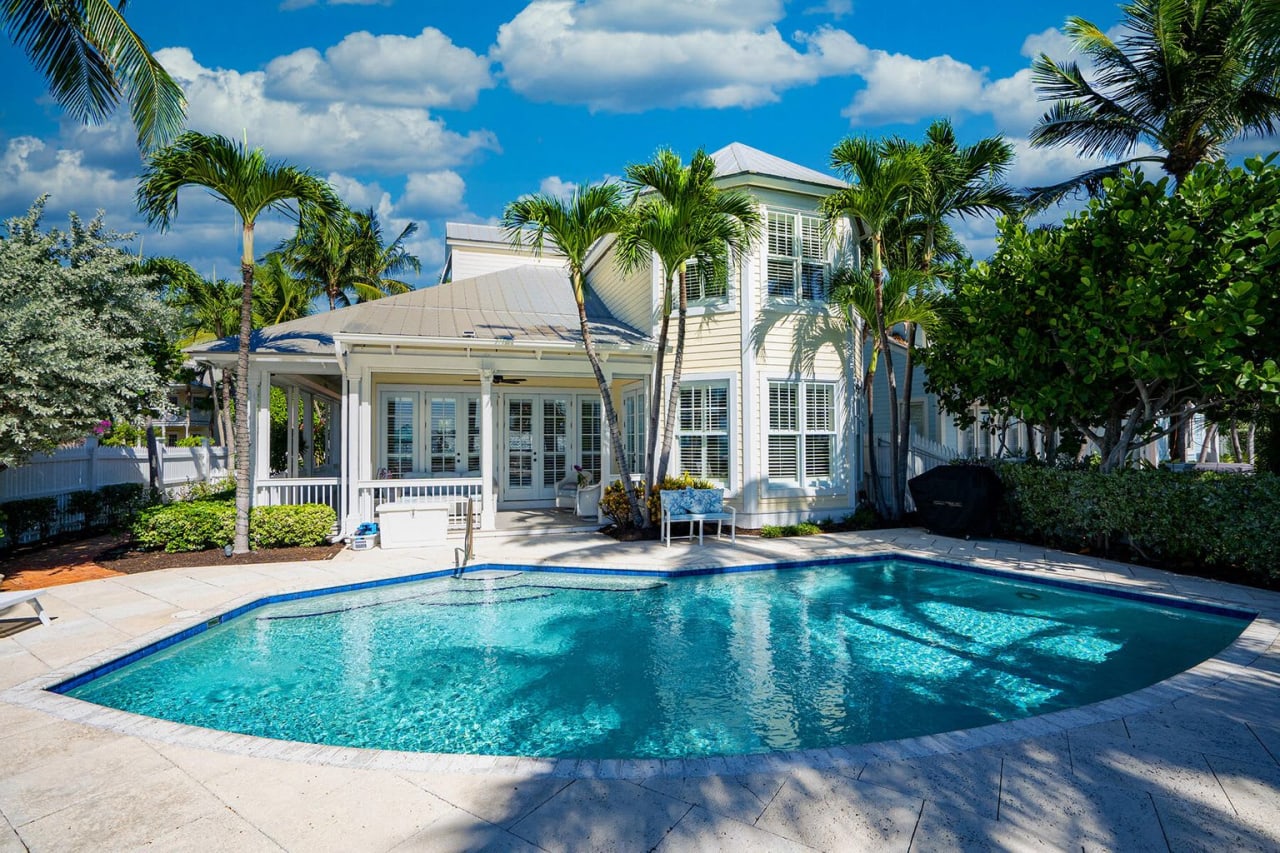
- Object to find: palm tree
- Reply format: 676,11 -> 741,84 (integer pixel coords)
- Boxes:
348,208 -> 419,302
171,270 -> 241,452
616,148 -> 761,489
502,183 -> 647,529
1028,0 -> 1280,204
887,120 -> 1019,503
254,251 -> 313,326
3,0 -> 185,151
137,131 -> 341,553
823,136 -> 924,519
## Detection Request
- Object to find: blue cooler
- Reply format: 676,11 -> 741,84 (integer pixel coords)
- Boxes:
351,522 -> 380,551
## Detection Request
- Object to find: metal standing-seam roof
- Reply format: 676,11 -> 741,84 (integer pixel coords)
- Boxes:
709,142 -> 846,189
186,265 -> 651,358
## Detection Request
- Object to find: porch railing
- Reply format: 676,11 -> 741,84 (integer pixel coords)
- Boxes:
358,478 -> 483,530
255,478 -> 341,512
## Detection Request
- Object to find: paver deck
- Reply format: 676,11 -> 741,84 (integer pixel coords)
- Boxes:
2,528 -> 1278,851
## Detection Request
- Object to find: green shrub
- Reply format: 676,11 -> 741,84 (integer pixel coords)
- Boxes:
133,500 -> 235,552
994,463 -> 1280,585
761,522 -> 823,539
600,473 -> 719,531
66,490 -> 105,531
0,507 -> 6,544
175,436 -> 205,447
0,497 -> 59,542
250,504 -> 336,549
99,482 -> 152,527
132,500 -> 335,552
180,476 -> 235,502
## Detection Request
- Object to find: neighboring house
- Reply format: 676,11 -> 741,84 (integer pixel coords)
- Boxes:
146,376 -> 214,446
188,142 -> 864,537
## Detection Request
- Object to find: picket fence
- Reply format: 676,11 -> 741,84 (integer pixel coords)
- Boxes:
871,434 -> 960,513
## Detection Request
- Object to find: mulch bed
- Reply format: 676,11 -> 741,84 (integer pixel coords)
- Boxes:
0,534 -> 344,591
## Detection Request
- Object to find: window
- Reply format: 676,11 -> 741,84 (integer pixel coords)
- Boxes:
908,401 -> 927,439
579,398 -> 602,482
766,210 -> 826,302
676,383 -> 730,483
767,381 -> 836,488
380,389 -> 479,477
623,390 -> 646,477
382,392 -> 416,476
684,253 -> 729,302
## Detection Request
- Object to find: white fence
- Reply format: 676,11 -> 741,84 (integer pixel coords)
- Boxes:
871,434 -> 960,513
255,478 -> 341,512
0,443 -> 229,502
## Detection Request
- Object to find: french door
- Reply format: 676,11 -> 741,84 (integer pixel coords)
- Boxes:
504,396 -> 570,501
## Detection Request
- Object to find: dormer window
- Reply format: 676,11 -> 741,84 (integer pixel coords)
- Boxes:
766,210 -> 826,303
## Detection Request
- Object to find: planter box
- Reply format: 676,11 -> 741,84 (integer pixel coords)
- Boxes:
376,500 -> 449,548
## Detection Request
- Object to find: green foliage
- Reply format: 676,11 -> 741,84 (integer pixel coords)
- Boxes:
133,500 -> 335,552
178,476 -> 236,502
133,500 -> 235,552
760,522 -> 823,539
600,473 -> 718,531
250,504 -> 336,549
66,490 -> 105,530
0,199 -> 177,467
0,507 -> 6,543
995,463 -> 1280,585
100,422 -> 145,447
174,436 -> 204,447
927,158 -> 1280,471
98,483 -> 151,528
0,497 -> 58,542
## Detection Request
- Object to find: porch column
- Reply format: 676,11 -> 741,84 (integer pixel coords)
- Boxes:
480,370 -> 497,529
286,385 -> 300,477
342,375 -> 362,534
301,391 -> 314,476
254,371 -> 272,500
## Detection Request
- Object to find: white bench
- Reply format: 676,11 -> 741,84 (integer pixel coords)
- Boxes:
0,589 -> 52,625
660,488 -> 736,547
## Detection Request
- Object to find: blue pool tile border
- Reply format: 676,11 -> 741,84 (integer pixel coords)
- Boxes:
50,552 -> 1256,695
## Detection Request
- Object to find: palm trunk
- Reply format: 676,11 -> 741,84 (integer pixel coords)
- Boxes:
862,357 -> 885,517
655,270 -> 688,485
233,223 -> 255,554
645,274 -> 674,494
872,254 -> 903,520
895,321 -> 918,510
219,369 -> 234,458
574,282 -> 646,529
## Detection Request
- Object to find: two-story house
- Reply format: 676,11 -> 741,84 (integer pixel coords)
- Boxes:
188,142 -> 865,538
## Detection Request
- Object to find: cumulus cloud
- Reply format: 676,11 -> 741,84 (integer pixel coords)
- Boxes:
0,137 -> 138,216
537,176 -> 578,199
157,47 -> 499,173
401,170 -> 468,215
265,28 -> 494,109
842,51 -> 986,125
804,0 -> 853,18
493,1 -> 866,111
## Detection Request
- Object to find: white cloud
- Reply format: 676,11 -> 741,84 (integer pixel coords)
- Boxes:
265,28 -> 494,109
401,170 -> 467,215
493,1 -> 865,111
804,0 -> 853,18
842,51 -> 986,125
157,47 -> 499,173
538,176 -> 578,198
0,137 -> 138,216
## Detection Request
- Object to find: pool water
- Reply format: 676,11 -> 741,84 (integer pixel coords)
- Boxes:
65,560 -> 1249,759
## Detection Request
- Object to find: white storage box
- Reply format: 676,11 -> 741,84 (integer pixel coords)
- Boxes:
376,500 -> 449,548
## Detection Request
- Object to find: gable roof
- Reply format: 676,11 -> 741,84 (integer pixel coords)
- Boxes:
187,265 -> 650,358
710,142 -> 845,190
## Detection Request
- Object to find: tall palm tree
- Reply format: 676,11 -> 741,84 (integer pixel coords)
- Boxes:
3,0 -> 185,151
887,120 -> 1020,503
1029,0 -> 1280,204
348,208 -> 419,302
823,136 -> 924,519
502,183 -> 647,529
137,131 -> 341,553
617,148 -> 761,489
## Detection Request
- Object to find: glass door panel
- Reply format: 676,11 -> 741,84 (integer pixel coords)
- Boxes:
506,398 -> 535,497
427,398 -> 457,474
382,393 -> 416,477
542,399 -> 568,490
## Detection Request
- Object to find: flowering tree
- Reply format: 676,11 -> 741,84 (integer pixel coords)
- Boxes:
0,197 -> 176,467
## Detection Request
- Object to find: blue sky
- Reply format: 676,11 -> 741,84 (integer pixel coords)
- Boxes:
2,0 -> 1270,287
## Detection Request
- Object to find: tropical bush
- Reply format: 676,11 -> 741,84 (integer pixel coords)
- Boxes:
760,522 -> 823,539
132,500 -> 335,552
600,473 -> 718,531
994,463 -> 1280,585
66,489 -> 106,530
0,497 -> 58,543
250,504 -> 336,549
174,436 -> 205,447
98,483 -> 151,527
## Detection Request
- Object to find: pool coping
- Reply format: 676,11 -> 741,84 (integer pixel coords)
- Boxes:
4,547 -> 1277,782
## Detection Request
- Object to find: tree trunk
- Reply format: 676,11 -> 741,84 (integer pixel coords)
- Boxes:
574,281 -> 646,528
233,223 -> 256,554
220,368 -> 234,460
1197,423 -> 1218,463
655,270 -> 688,486
895,321 -> 918,510
1230,420 -> 1243,462
645,273 -> 673,493
872,259 -> 903,519
862,360 -> 885,517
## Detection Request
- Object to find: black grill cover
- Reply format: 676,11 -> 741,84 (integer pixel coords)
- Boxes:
908,465 -> 1002,537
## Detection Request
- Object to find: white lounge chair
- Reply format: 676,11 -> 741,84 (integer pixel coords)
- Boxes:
0,589 -> 52,625
556,469 -> 598,516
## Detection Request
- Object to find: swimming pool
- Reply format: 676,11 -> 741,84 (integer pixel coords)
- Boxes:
60,557 -> 1250,759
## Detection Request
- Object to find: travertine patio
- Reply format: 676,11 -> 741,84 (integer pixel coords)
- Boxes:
2,529 -> 1278,851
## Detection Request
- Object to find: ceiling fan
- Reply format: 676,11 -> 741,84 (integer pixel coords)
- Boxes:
463,375 -> 527,385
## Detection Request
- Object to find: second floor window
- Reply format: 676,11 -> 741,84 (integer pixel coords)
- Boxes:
684,253 -> 729,303
766,210 -> 826,302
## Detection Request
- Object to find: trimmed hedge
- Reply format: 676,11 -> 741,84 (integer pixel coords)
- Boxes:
994,463 -> 1280,585
131,500 -> 336,553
